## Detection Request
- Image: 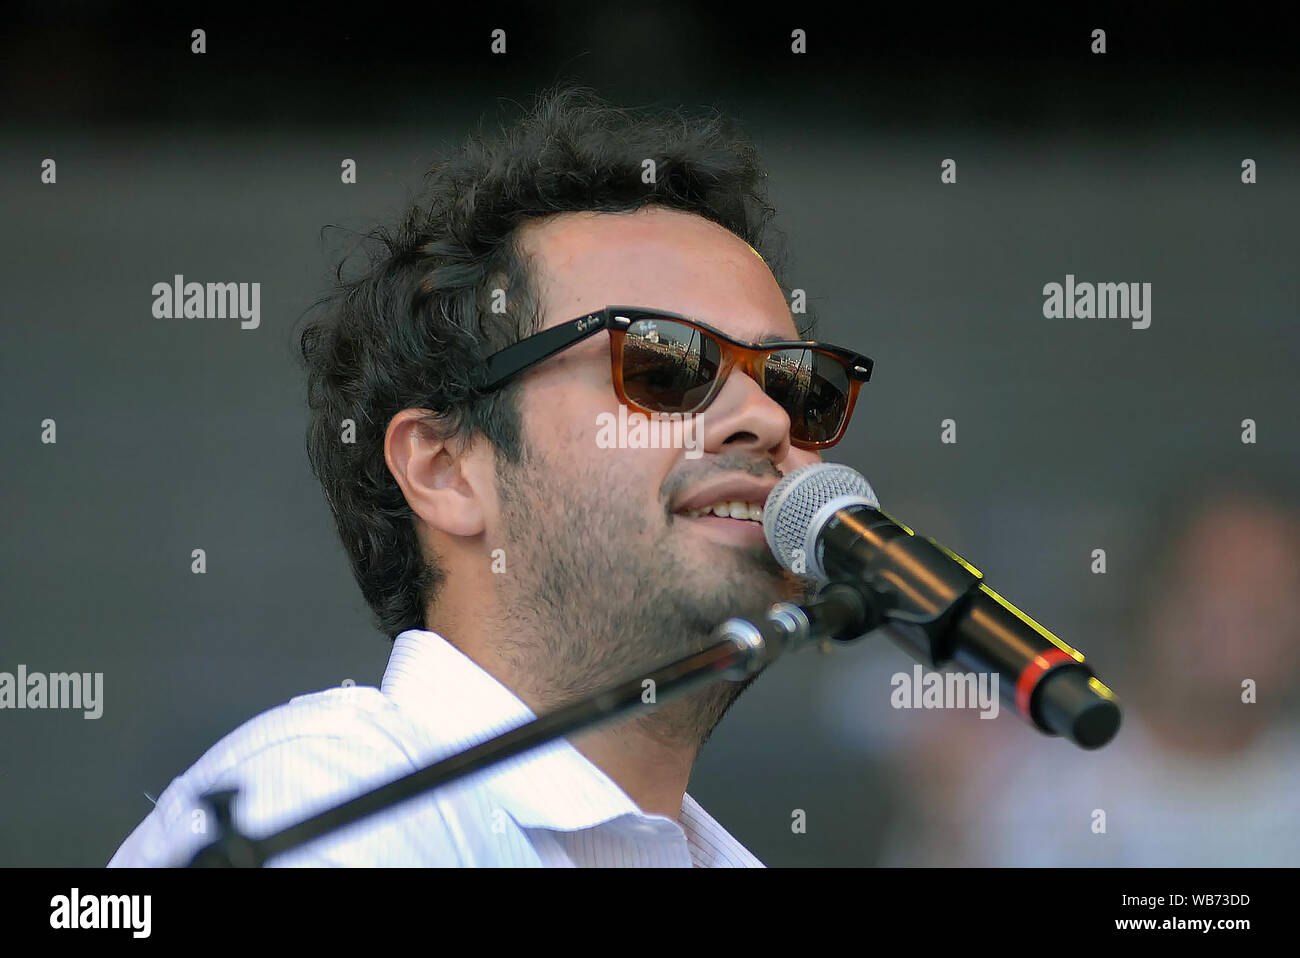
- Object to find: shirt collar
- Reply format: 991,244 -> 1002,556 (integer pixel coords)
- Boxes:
380,629 -> 668,830
381,630 -> 764,866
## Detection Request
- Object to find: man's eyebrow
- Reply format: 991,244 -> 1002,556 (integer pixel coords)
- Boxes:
755,308 -> 820,343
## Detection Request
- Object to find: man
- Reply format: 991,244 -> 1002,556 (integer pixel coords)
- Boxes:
108,84 -> 871,867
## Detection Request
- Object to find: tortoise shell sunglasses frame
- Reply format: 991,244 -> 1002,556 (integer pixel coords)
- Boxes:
475,305 -> 874,450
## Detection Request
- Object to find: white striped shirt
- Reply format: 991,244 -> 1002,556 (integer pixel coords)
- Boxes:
108,629 -> 763,867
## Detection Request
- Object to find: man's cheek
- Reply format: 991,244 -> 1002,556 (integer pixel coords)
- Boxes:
528,394 -> 602,451
592,409 -> 707,465
781,449 -> 821,474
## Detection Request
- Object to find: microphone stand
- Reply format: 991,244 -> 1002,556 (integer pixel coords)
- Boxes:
188,582 -> 872,866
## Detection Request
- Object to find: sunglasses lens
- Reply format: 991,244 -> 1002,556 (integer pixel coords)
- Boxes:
621,319 -> 720,411
765,349 -> 850,444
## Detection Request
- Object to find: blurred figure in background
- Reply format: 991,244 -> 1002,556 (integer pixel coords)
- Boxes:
870,485 -> 1300,866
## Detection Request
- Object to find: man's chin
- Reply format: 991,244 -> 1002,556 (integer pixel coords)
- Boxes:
673,558 -> 801,628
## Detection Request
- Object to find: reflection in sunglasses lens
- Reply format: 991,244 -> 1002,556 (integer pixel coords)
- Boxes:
622,319 -> 719,410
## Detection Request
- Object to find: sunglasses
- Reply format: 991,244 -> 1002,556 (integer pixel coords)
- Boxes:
475,306 -> 873,449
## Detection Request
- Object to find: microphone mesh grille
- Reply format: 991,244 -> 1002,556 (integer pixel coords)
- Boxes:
762,463 -> 878,573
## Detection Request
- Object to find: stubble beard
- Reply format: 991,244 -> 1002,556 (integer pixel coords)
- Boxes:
489,440 -> 809,752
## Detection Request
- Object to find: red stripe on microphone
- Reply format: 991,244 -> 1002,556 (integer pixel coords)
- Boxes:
1015,649 -> 1077,717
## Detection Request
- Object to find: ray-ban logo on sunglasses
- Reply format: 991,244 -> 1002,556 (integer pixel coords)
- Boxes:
576,313 -> 603,333
595,405 -> 703,460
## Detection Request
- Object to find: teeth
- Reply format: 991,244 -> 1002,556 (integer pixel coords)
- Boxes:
684,501 -> 763,521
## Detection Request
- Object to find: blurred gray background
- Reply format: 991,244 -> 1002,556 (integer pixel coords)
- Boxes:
3,2 -> 1298,866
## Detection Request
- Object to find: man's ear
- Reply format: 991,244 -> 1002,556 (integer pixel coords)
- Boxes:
384,409 -> 489,538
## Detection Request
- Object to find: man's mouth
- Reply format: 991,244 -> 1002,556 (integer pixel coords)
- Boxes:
670,475 -> 780,547
680,500 -> 764,522
675,499 -> 768,545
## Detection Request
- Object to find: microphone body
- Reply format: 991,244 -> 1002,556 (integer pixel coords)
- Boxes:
764,464 -> 1121,749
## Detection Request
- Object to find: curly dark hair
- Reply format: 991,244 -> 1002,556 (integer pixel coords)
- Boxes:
299,83 -> 805,639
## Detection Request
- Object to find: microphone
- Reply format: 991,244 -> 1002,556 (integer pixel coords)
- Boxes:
763,463 -> 1122,749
